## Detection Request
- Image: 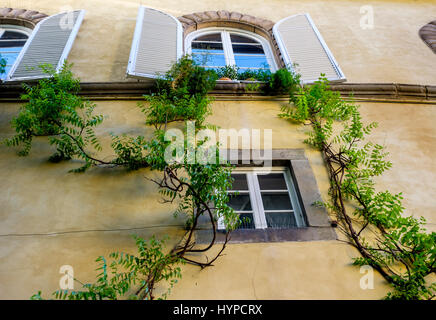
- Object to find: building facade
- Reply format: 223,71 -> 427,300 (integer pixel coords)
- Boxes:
0,0 -> 435,299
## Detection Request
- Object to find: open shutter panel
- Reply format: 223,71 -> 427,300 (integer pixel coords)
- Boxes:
127,6 -> 183,79
7,10 -> 85,82
273,13 -> 345,83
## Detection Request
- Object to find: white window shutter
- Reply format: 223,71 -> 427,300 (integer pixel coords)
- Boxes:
273,13 -> 345,83
7,10 -> 85,82
127,6 -> 183,79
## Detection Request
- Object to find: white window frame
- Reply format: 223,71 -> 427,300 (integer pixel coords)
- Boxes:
0,25 -> 32,80
185,27 -> 278,72
219,167 -> 305,230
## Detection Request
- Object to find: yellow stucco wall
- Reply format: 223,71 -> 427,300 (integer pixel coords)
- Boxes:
1,98 -> 435,299
2,0 -> 435,83
0,0 -> 435,300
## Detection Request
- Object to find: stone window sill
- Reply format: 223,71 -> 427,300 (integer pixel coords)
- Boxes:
196,227 -> 336,244
195,149 -> 338,244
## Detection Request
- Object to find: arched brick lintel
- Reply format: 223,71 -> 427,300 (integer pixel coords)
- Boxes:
419,20 -> 436,54
178,10 -> 285,68
0,7 -> 48,29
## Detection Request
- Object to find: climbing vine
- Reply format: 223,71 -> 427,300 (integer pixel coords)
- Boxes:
4,63 -> 104,169
7,56 -> 433,300
5,58 -> 238,300
32,236 -> 184,300
279,75 -> 436,300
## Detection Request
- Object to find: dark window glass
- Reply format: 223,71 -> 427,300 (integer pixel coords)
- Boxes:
230,34 -> 257,44
229,174 -> 248,190
227,194 -> 252,211
258,173 -> 287,190
265,212 -> 297,228
238,213 -> 255,229
0,40 -> 27,48
194,33 -> 222,42
261,192 -> 293,211
1,31 -> 28,39
191,42 -> 224,52
232,44 -> 264,54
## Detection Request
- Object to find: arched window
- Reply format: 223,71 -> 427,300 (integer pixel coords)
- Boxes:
127,7 -> 345,83
185,28 -> 278,74
0,25 -> 31,80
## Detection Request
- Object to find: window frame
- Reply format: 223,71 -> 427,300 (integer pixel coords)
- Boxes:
185,27 -> 278,73
196,149 -> 337,243
0,25 -> 32,80
219,166 -> 305,230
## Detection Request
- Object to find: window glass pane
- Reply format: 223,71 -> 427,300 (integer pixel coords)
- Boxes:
265,212 -> 297,228
230,34 -> 258,44
1,31 -> 28,39
191,42 -> 223,52
0,52 -> 19,64
191,33 -> 225,67
192,33 -> 223,53
261,192 -> 293,210
194,33 -> 222,42
238,213 -> 255,229
0,29 -> 28,80
229,174 -> 248,190
257,173 -> 287,190
0,46 -> 23,52
234,55 -> 269,69
0,40 -> 27,48
227,194 -> 252,211
192,53 -> 226,67
232,43 -> 265,54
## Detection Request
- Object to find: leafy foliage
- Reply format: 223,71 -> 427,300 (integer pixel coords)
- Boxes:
22,57 -> 238,299
31,236 -> 184,300
108,57 -> 240,252
157,55 -> 218,98
4,63 -> 104,171
110,134 -> 149,170
140,56 -> 217,128
216,65 -> 239,80
238,68 -> 272,82
112,57 -> 238,266
264,67 -> 300,96
279,75 -> 436,300
214,65 -> 300,96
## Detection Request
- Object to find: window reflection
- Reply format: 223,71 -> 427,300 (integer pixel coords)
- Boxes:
190,31 -> 272,73
0,28 -> 29,80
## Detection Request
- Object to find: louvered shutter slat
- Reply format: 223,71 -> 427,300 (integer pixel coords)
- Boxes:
7,10 -> 85,81
127,6 -> 182,79
273,14 -> 345,83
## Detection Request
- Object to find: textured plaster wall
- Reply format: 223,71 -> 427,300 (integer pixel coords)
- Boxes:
0,0 -> 435,300
2,0 -> 435,83
0,99 -> 435,299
